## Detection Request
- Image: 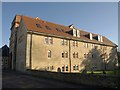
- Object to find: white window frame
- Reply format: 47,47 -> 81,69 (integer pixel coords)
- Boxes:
62,52 -> 64,58
64,39 -> 68,45
75,65 -> 79,70
61,39 -> 64,45
76,41 -> 78,47
49,37 -> 53,44
75,52 -> 78,58
73,52 -> 75,58
45,37 -> 48,44
73,65 -> 75,70
62,65 -> 65,72
65,52 -> 68,58
73,41 -> 75,47
48,50 -> 51,59
66,65 -> 68,71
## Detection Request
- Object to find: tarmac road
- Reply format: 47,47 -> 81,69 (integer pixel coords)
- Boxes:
2,70 -> 101,89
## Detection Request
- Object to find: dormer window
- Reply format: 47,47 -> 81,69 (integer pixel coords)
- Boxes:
98,35 -> 101,42
89,33 -> 93,40
73,28 -> 77,37
77,30 -> 80,37
72,29 -> 80,37
97,35 -> 103,42
68,24 -> 81,37
100,36 -> 103,42
56,28 -> 64,32
56,28 -> 60,32
36,24 -> 42,28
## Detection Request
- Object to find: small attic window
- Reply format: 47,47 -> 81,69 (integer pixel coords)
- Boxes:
45,26 -> 51,30
36,24 -> 42,28
56,28 -> 64,32
56,28 -> 61,32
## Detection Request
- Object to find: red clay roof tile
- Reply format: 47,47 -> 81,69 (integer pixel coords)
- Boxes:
21,15 -> 116,47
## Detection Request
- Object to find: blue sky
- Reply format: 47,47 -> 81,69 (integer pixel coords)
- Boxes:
2,2 -> 118,48
1,0 -> 120,2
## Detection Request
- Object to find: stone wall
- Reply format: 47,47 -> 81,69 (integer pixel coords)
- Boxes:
16,19 -> 27,71
25,32 -> 117,72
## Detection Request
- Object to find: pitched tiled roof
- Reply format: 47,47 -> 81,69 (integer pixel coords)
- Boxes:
0,45 -> 9,57
20,15 -> 116,47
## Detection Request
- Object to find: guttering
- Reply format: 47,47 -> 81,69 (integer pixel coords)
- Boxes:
27,30 -> 116,47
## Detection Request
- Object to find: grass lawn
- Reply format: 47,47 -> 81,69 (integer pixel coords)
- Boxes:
86,69 -> 120,75
87,71 -> 103,74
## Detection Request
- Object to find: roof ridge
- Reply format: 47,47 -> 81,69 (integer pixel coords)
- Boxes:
47,21 -> 69,28
21,15 -> 70,29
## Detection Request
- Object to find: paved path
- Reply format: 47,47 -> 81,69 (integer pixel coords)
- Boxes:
2,70 -> 99,88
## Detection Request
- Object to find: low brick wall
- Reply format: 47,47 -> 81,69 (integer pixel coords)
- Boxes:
25,70 -> 120,88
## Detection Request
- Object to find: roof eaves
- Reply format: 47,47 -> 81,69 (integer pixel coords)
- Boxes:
27,30 -> 116,47
22,15 -> 116,47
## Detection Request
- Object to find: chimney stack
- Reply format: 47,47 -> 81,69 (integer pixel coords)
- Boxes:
69,24 -> 74,29
35,17 -> 40,20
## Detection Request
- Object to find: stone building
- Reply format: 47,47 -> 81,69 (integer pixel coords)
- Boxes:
117,52 -> 120,69
9,15 -> 118,72
0,45 -> 10,69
